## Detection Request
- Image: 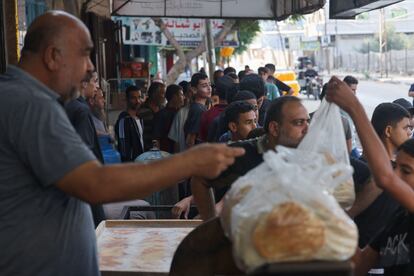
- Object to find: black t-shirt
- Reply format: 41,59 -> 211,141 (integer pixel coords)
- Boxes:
268,76 -> 291,93
370,208 -> 410,276
208,136 -> 266,202
350,157 -> 371,194
207,112 -> 228,143
355,158 -> 401,248
153,107 -> 177,153
356,192 -> 401,248
304,69 -> 318,78
259,98 -> 271,127
138,103 -> 157,151
184,102 -> 207,138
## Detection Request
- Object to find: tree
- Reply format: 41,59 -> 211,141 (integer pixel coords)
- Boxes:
215,20 -> 260,66
154,19 -> 262,84
358,25 -> 407,53
232,20 -> 260,55
153,18 -> 236,85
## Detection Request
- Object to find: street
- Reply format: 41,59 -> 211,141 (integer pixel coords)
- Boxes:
301,79 -> 414,118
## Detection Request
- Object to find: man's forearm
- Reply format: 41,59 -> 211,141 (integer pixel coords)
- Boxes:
57,143 -> 245,206
83,153 -> 195,204
186,134 -> 196,148
191,177 -> 216,220
348,102 -> 414,212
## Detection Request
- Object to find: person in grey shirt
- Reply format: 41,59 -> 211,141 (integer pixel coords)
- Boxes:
0,11 -> 244,276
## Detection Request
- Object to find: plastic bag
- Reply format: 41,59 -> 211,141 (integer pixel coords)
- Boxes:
298,99 -> 355,210
221,149 -> 357,272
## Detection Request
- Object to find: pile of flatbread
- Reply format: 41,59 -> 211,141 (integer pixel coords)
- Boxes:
221,149 -> 358,272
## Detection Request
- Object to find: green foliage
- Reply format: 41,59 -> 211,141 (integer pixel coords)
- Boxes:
390,7 -> 408,19
357,25 -> 408,53
405,35 -> 414,50
286,14 -> 305,24
231,20 -> 260,55
356,12 -> 369,20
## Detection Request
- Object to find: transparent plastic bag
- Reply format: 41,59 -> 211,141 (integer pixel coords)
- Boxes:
298,99 -> 355,210
221,149 -> 358,272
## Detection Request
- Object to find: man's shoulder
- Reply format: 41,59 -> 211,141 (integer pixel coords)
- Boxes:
116,111 -> 130,121
138,105 -> 154,119
190,102 -> 206,112
65,98 -> 90,118
228,137 -> 260,149
207,137 -> 264,191
0,77 -> 55,109
227,137 -> 264,165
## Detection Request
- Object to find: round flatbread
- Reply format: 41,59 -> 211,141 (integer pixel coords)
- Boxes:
252,202 -> 325,261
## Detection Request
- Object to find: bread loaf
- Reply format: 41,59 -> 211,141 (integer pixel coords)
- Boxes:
252,202 -> 325,261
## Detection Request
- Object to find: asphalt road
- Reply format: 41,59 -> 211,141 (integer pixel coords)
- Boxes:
301,79 -> 413,119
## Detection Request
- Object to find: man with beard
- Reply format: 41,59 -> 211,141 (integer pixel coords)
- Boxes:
115,85 -> 145,162
65,71 -> 103,163
0,11 -> 244,276
65,71 -> 105,227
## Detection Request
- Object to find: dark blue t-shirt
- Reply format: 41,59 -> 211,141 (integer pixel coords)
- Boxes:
184,102 -> 207,141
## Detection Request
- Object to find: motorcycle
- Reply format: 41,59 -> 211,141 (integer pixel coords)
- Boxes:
305,76 -> 322,101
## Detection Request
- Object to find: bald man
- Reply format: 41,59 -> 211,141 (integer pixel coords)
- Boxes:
0,11 -> 244,276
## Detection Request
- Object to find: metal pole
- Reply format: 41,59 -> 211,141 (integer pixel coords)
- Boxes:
379,9 -> 383,78
334,20 -> 338,69
4,0 -> 18,66
383,9 -> 388,78
367,42 -> 370,72
205,19 -> 215,79
324,6 -> 330,75
275,21 -> 288,68
405,47 -> 408,74
0,1 -> 7,73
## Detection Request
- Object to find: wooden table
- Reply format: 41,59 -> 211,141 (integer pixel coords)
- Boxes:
96,220 -> 201,276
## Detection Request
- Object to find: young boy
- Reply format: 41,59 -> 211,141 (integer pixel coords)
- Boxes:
326,76 -> 414,276
184,73 -> 212,148
221,101 -> 257,142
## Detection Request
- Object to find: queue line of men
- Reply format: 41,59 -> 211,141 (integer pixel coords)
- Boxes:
3,9 -> 414,276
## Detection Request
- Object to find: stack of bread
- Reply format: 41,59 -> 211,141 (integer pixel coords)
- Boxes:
221,149 -> 358,272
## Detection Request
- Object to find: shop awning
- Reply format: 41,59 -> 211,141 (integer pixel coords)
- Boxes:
85,0 -> 404,20
330,0 -> 405,19
86,0 -> 326,20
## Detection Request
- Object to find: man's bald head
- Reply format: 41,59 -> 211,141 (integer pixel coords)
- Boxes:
19,10 -> 94,101
22,11 -> 88,54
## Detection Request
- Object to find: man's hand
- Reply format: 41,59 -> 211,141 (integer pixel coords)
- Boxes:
325,76 -> 359,114
183,143 -> 245,179
215,199 -> 224,215
172,196 -> 193,219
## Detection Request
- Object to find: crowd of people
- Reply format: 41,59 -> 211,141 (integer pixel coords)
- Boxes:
0,11 -> 244,276
111,49 -> 414,275
3,9 -> 414,276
